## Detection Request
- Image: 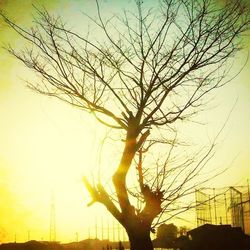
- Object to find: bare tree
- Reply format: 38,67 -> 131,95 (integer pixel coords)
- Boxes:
1,0 -> 249,249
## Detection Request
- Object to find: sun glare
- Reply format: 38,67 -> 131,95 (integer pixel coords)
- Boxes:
0,0 -> 250,245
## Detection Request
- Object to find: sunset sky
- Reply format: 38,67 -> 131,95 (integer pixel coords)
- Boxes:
0,0 -> 250,244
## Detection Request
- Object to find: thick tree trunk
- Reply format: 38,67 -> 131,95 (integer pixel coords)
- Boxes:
127,231 -> 153,250
112,124 -> 139,214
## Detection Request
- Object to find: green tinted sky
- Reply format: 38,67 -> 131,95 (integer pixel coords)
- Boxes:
0,0 -> 250,243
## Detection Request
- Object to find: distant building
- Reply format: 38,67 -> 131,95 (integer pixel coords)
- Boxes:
0,241 -> 63,250
186,224 -> 250,250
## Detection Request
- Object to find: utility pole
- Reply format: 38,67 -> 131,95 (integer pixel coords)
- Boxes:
101,217 -> 104,240
50,193 -> 56,242
113,220 -> 115,242
27,230 -> 30,241
122,228 -> 124,242
95,218 -> 98,239
224,193 -> 228,224
208,195 -> 212,224
248,179 -> 250,215
107,217 -> 110,240
213,188 -> 217,224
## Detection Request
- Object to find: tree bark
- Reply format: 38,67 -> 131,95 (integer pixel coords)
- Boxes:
112,119 -> 140,214
127,230 -> 153,250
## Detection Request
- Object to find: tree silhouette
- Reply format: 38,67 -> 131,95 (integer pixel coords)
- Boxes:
156,223 -> 178,247
1,0 -> 249,249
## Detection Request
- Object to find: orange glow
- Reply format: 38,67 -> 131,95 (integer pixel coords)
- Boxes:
0,0 -> 250,244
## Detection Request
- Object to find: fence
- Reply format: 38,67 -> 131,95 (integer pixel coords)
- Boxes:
195,183 -> 250,234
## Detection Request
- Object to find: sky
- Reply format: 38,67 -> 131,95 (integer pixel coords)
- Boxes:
0,0 -> 250,244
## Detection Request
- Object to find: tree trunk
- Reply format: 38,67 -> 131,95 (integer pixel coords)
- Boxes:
127,230 -> 153,250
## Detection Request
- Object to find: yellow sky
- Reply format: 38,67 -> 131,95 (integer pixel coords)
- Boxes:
0,0 -> 250,244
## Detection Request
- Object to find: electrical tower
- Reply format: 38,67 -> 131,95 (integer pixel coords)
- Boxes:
50,193 -> 56,242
